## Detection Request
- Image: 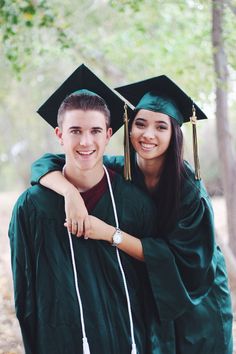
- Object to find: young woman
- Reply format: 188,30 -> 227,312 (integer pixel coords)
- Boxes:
31,76 -> 233,354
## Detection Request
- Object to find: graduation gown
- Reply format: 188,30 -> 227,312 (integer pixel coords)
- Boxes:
30,154 -> 233,354
9,172 -> 164,354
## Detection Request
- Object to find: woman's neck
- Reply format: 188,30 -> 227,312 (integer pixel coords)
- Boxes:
136,154 -> 165,192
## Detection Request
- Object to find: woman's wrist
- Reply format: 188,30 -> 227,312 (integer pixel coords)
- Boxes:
63,183 -> 78,198
103,225 -> 116,243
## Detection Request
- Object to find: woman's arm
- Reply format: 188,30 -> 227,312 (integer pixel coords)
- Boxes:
31,154 -> 125,235
31,153 -> 88,236
40,171 -> 88,236
31,153 -> 65,185
84,215 -> 144,261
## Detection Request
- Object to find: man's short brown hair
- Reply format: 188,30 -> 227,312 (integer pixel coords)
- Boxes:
57,92 -> 111,129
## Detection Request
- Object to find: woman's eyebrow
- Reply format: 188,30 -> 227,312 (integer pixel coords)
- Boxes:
156,120 -> 169,125
134,117 -> 146,122
134,118 -> 169,125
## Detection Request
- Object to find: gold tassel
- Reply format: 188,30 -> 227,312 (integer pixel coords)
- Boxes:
190,105 -> 201,180
123,103 -> 132,181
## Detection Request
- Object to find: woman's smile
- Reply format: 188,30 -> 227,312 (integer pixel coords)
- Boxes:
139,142 -> 158,151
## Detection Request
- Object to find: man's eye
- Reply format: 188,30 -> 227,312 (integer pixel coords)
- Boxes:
92,129 -> 102,134
70,130 -> 80,134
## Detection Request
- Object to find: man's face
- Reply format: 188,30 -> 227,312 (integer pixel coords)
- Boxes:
55,109 -> 112,172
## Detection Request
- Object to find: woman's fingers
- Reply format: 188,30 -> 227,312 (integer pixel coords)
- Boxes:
83,215 -> 92,239
64,219 -> 72,233
76,218 -> 84,237
64,218 -> 85,237
64,189 -> 88,237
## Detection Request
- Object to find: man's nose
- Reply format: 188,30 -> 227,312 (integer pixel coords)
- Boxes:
79,133 -> 93,146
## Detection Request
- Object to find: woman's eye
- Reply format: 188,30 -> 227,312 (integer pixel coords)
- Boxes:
158,125 -> 168,131
135,122 -> 145,128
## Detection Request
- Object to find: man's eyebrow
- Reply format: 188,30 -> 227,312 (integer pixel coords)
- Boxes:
68,126 -> 104,130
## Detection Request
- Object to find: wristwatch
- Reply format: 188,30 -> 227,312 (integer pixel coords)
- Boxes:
111,227 -> 123,247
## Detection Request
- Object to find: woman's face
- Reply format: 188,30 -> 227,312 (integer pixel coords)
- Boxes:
130,109 -> 172,162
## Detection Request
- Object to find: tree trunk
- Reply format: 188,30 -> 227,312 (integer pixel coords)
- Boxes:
212,0 -> 236,258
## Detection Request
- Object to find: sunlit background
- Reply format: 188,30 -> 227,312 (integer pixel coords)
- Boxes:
0,0 -> 235,352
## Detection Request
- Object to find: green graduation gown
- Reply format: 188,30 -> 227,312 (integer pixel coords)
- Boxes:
9,172 -> 166,354
30,153 -> 233,354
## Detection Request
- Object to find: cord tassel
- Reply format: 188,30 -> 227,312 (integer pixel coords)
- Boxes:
131,343 -> 137,354
83,337 -> 90,354
123,103 -> 132,181
190,105 -> 201,180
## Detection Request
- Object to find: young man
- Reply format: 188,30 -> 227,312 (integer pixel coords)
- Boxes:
9,65 -> 159,354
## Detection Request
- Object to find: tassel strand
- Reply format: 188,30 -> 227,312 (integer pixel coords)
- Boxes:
131,343 -> 137,354
190,105 -> 201,180
123,104 -> 132,181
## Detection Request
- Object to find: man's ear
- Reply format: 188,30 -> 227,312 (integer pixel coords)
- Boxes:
106,127 -> 113,144
55,127 -> 63,145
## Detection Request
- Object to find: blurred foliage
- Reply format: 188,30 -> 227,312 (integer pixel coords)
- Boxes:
0,0 -> 235,191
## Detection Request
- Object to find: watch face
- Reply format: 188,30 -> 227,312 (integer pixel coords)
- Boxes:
113,230 -> 123,245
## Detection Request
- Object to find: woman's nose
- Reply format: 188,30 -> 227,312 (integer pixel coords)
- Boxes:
142,128 -> 155,139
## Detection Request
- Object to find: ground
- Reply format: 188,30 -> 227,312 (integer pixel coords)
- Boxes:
0,190 -> 235,353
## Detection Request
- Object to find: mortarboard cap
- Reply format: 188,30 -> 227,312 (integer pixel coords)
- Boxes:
116,75 -> 207,180
37,64 -> 133,133
115,75 -> 207,126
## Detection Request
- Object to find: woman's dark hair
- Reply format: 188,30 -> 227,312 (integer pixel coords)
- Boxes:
152,118 -> 185,233
57,92 -> 111,128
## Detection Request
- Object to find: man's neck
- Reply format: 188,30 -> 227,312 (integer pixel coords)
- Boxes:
63,164 -> 105,192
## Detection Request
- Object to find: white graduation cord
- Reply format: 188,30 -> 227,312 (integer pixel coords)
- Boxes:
67,229 -> 90,354
64,161 -> 90,354
103,165 -> 137,354
67,165 -> 137,354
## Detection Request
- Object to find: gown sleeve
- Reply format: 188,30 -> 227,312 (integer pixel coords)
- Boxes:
30,153 -> 125,185
141,172 -> 216,321
8,191 -> 38,354
31,153 -> 66,185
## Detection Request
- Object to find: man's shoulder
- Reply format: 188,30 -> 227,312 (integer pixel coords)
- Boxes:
14,185 -> 64,217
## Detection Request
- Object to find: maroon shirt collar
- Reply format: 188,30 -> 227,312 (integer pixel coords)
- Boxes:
80,168 -> 116,213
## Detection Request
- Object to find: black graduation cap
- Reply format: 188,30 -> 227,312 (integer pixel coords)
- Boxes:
37,64 -> 132,133
115,75 -> 207,126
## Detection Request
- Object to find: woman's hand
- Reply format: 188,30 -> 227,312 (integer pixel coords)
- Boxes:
81,215 -> 144,261
39,170 -> 89,236
83,215 -> 115,242
64,185 -> 89,236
